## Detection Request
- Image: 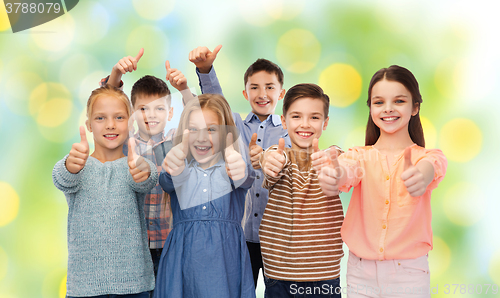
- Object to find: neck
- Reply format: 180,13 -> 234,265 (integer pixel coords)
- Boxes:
374,129 -> 414,151
91,145 -> 125,163
254,112 -> 271,122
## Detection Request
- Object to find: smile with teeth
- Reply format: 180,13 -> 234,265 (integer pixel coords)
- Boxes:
104,134 -> 119,140
381,116 -> 399,121
256,101 -> 270,106
194,145 -> 212,155
146,121 -> 159,127
297,132 -> 313,138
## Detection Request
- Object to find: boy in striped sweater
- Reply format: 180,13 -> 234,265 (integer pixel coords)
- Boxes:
258,83 -> 344,298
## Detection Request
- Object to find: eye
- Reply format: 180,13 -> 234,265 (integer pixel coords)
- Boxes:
95,116 -> 104,121
312,116 -> 320,120
291,115 -> 300,119
188,127 -> 197,132
208,126 -> 217,132
157,107 -> 165,111
395,99 -> 406,104
267,86 -> 274,90
116,116 -> 126,120
373,101 -> 383,105
250,86 -> 257,90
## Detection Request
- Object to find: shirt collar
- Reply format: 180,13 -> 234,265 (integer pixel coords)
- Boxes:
187,155 -> 225,170
134,132 -> 166,145
244,113 -> 282,127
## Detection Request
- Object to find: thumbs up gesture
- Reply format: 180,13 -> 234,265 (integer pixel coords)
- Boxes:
262,138 -> 286,178
249,133 -> 263,170
189,45 -> 222,73
165,60 -> 188,92
66,126 -> 90,174
128,138 -> 151,183
400,147 -> 427,197
225,133 -> 246,181
311,138 -> 331,173
113,48 -> 144,74
162,129 -> 190,176
317,148 -> 342,197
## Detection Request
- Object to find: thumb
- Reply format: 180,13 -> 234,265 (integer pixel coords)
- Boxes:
312,138 -> 319,153
212,44 -> 222,57
226,132 -> 235,153
404,147 -> 412,170
181,129 -> 190,154
128,138 -> 137,164
329,148 -> 340,172
165,60 -> 171,73
249,133 -> 257,148
79,126 -> 88,148
277,138 -> 285,155
135,48 -> 144,62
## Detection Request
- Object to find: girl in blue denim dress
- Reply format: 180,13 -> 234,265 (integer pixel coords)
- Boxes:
154,94 -> 256,298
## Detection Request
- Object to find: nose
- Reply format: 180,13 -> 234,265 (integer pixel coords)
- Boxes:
259,88 -> 267,99
384,102 -> 394,113
197,128 -> 209,141
300,117 -> 310,128
105,118 -> 116,130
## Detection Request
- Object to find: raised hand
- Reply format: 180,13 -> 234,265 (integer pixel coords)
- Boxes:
225,133 -> 246,180
249,133 -> 263,170
262,138 -> 286,178
66,126 -> 89,174
128,138 -> 151,183
165,60 -> 188,92
162,129 -> 189,176
311,138 -> 331,173
317,148 -> 341,197
188,45 -> 222,73
401,147 -> 427,197
113,48 -> 144,74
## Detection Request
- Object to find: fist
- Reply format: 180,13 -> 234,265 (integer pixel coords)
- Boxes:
188,45 -> 222,73
262,138 -> 286,178
249,133 -> 263,170
162,129 -> 189,176
113,48 -> 144,74
165,60 -> 188,92
225,133 -> 246,181
128,138 -> 151,183
66,126 -> 89,174
401,148 -> 426,197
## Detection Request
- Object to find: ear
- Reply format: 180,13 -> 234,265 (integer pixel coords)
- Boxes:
168,107 -> 174,121
412,102 -> 420,116
323,116 -> 329,131
281,114 -> 287,130
278,88 -> 286,101
242,90 -> 249,101
85,120 -> 92,132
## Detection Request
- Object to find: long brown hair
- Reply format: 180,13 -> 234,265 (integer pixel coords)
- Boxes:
174,94 -> 239,162
365,65 -> 425,147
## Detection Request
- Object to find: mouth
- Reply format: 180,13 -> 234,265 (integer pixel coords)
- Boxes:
255,100 -> 270,107
104,134 -> 119,140
146,121 -> 159,128
381,116 -> 400,122
194,145 -> 212,155
296,131 -> 313,139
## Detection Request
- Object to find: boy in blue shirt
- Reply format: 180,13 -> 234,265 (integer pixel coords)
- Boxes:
189,45 -> 291,287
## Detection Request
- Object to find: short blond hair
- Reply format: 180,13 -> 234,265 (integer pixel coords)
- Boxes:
86,84 -> 132,118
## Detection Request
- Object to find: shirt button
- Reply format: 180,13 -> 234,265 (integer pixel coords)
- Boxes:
258,139 -> 261,142
380,248 -> 384,252
149,221 -> 153,225
382,225 -> 386,229
386,176 -> 390,180
256,175 -> 260,179
260,126 -> 263,129
202,206 -> 206,209
204,174 -> 207,177
256,193 -> 260,197
385,200 -> 389,204
254,213 -> 258,217
203,189 -> 207,192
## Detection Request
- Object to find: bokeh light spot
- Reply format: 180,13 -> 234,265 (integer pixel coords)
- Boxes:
264,0 -> 305,20
319,63 -> 362,107
0,182 -> 20,227
428,236 -> 451,277
443,182 -> 484,226
434,57 -> 466,99
29,83 -> 71,116
60,54 -> 103,93
31,14 -> 75,52
37,98 -> 73,128
59,275 -> 67,298
73,1 -> 109,45
0,246 -> 7,281
126,26 -> 169,69
4,72 -> 44,115
420,116 -> 436,149
133,0 -> 175,20
489,250 -> 500,285
276,29 -> 321,74
439,118 -> 482,162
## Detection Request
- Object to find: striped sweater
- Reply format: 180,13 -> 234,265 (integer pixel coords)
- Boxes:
259,147 -> 344,282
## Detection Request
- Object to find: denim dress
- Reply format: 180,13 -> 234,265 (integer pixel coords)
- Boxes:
154,158 -> 256,298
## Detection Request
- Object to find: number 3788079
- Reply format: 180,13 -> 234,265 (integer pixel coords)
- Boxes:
5,2 -> 62,14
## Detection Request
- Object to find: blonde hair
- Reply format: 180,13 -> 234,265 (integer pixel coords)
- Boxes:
174,94 -> 239,162
86,85 -> 132,118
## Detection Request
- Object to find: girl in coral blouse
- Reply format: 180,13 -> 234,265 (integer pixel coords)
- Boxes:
314,65 -> 447,298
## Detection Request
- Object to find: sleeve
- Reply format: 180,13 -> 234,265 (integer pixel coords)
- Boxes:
99,75 -> 124,90
128,158 -> 159,193
196,67 -> 224,96
416,148 -> 447,191
338,147 -> 363,192
260,146 -> 290,190
52,155 -> 82,194
158,160 -> 190,194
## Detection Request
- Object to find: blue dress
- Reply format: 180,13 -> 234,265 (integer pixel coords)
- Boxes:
154,158 -> 256,298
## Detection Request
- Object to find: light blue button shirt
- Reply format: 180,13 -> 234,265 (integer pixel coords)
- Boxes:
197,67 -> 291,243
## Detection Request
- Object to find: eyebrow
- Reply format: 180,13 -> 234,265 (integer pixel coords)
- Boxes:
250,83 -> 276,86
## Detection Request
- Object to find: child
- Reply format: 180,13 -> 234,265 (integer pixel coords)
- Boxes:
102,49 -> 193,282
316,65 -> 447,298
259,84 -> 344,298
189,45 -> 291,287
154,94 -> 256,298
52,85 -> 158,297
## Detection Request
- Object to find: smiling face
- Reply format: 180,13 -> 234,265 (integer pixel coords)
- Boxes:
187,108 -> 222,169
370,79 -> 419,137
282,97 -> 329,151
243,70 -> 285,122
86,95 -> 129,155
133,95 -> 172,141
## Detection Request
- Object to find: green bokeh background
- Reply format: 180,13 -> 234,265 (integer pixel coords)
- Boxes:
0,0 -> 499,297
